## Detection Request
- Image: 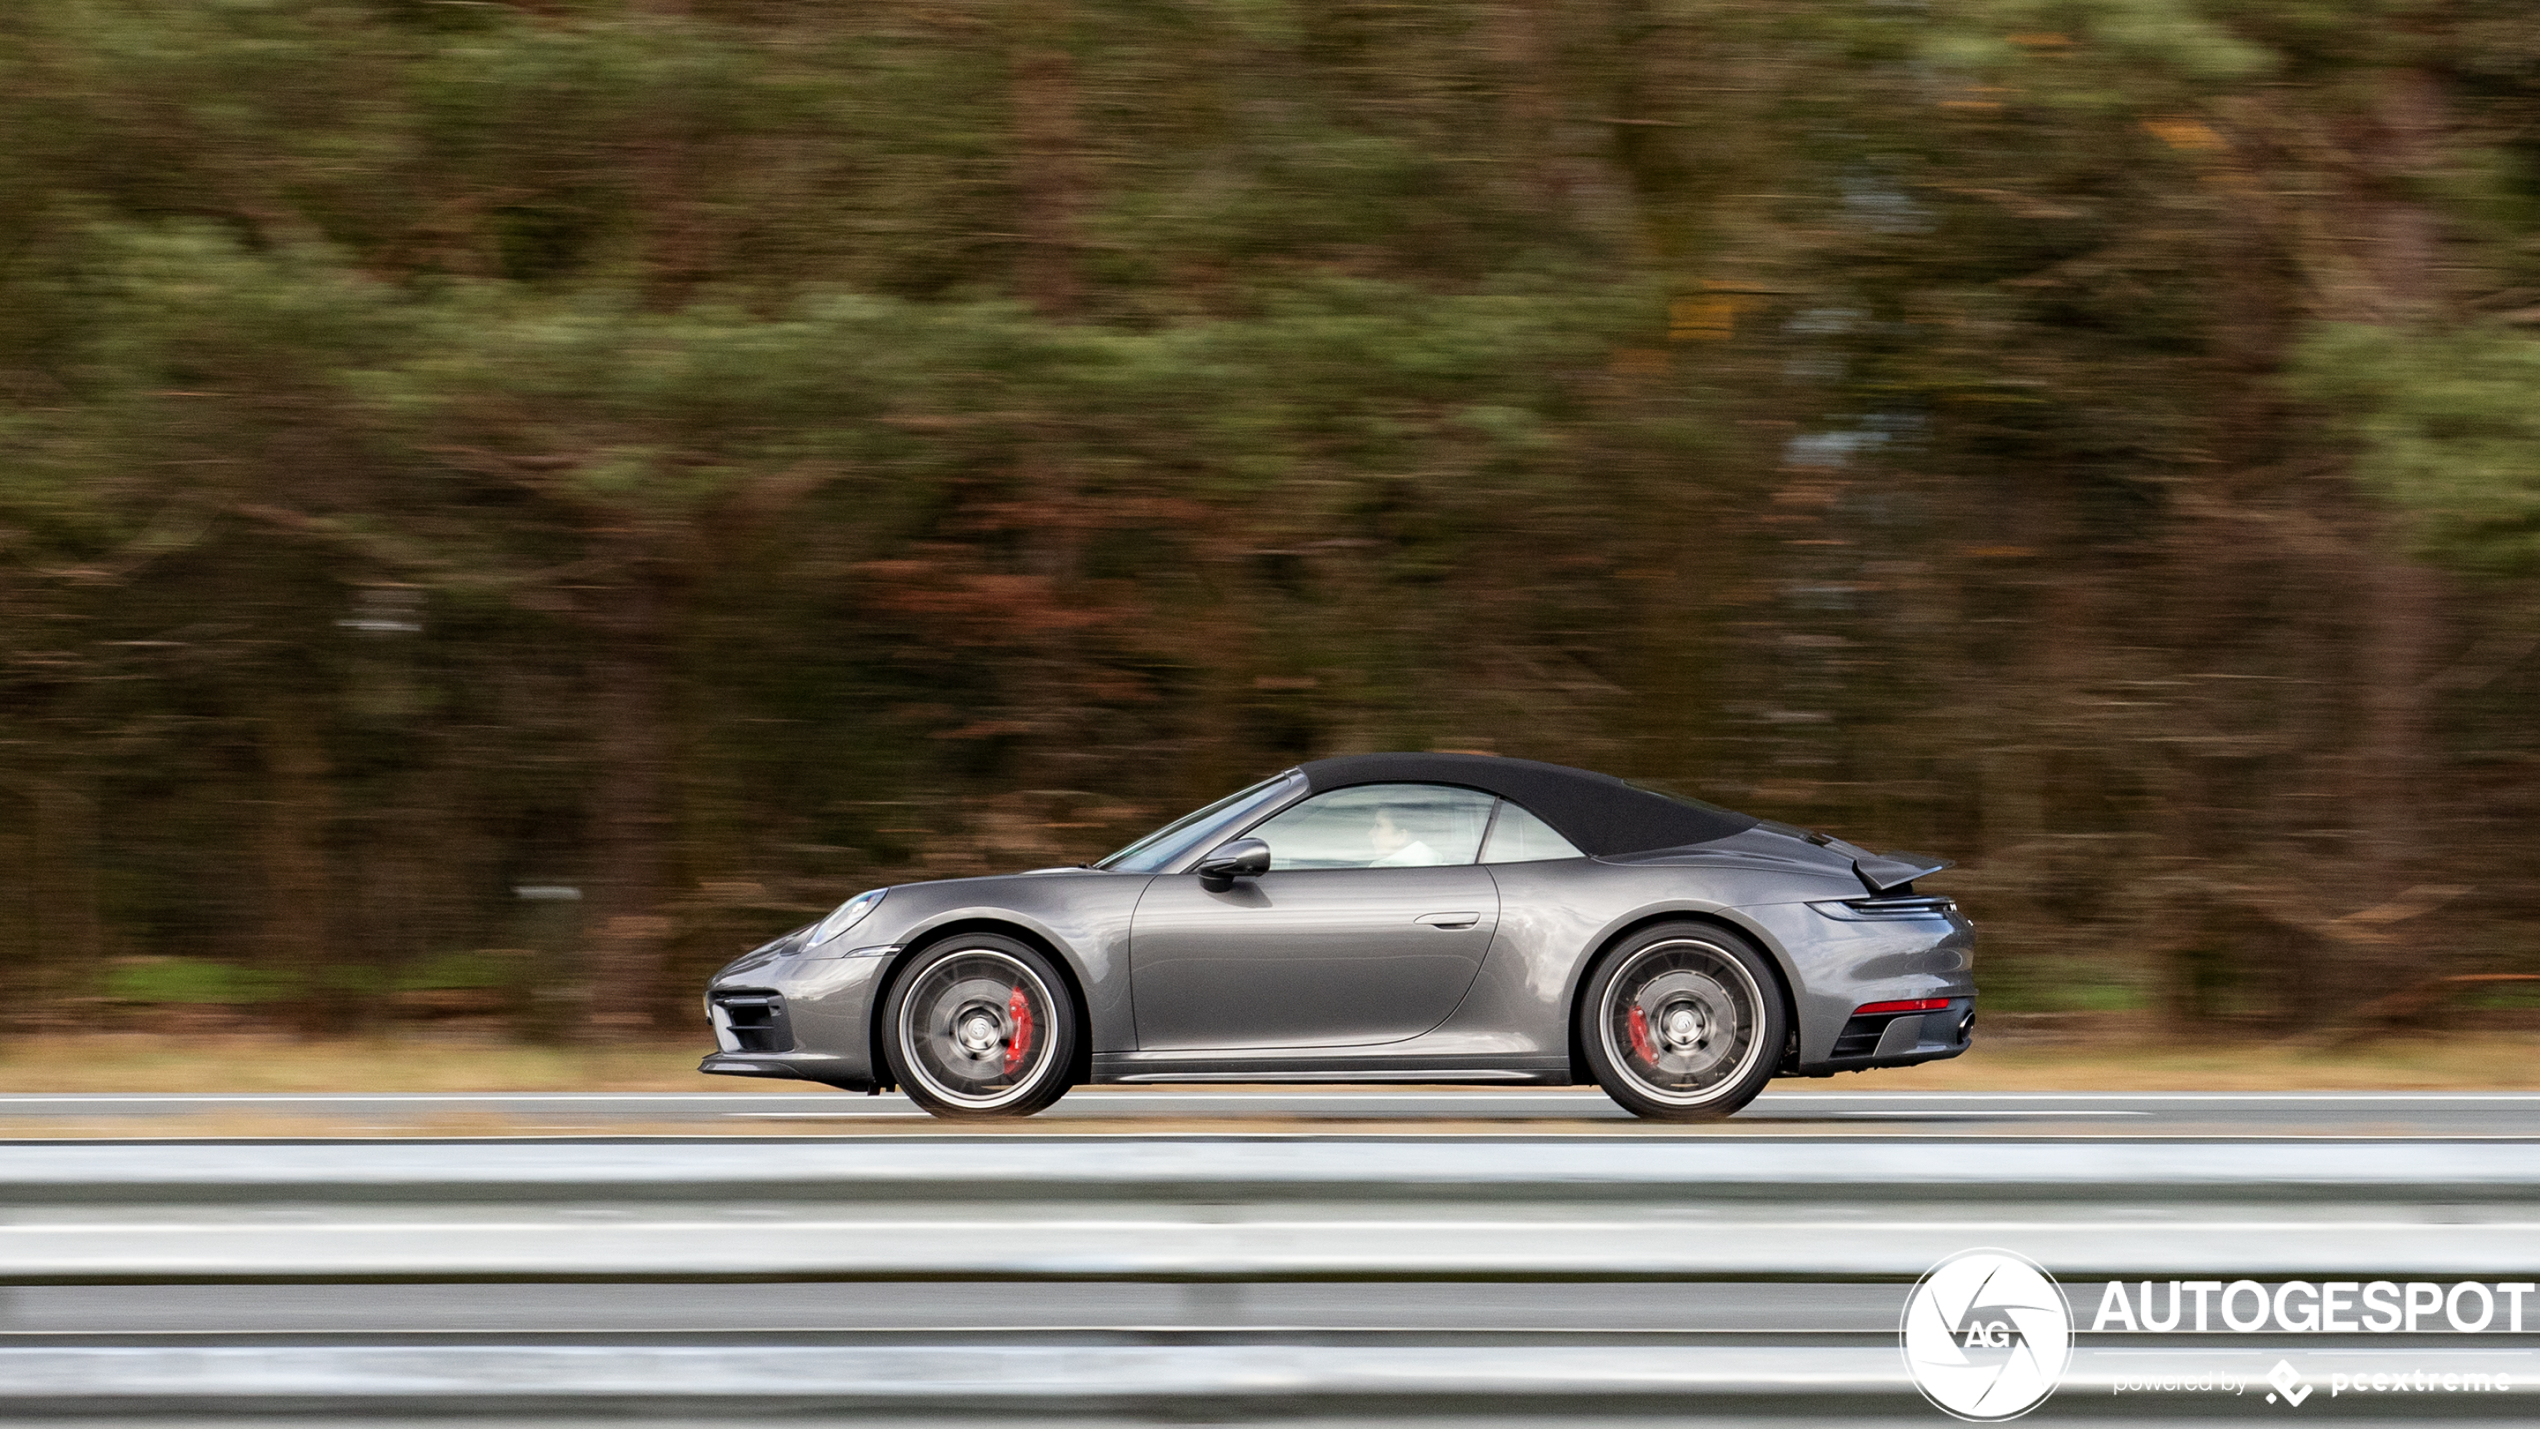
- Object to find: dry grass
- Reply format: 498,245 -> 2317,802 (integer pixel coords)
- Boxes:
0,1033 -> 750,1093
0,1026 -> 2534,1097
1868,1027 -> 2540,1091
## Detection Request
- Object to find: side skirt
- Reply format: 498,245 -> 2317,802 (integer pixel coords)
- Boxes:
1090,1052 -> 1571,1086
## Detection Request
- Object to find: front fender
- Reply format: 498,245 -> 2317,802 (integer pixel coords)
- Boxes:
840,870 -> 1149,1053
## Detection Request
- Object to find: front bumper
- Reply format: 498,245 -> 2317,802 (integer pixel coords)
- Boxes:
697,1048 -> 874,1087
696,947 -> 897,1092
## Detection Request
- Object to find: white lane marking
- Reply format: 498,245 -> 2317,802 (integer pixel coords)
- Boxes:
1060,1096 -> 1613,1106
1757,1096 -> 2540,1106
0,1096 -> 1569,1114
729,1108 -> 2151,1121
4,1096 -> 2540,1116
0,1101 -> 843,1111
10,1217 -> 2535,1237
1807,1110 -> 2147,1119
0,1326 -> 1886,1338
1079,1096 -> 2391,1108
14,1137 -> 2540,1147
726,1112 -> 932,1119
10,1089 -> 2540,1106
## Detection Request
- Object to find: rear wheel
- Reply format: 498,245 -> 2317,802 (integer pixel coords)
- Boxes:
882,935 -> 1078,1119
1578,923 -> 1785,1122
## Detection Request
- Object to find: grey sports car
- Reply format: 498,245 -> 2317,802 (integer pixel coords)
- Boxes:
700,753 -> 1975,1120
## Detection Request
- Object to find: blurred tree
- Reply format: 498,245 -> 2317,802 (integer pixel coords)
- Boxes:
1,0 -> 2536,1036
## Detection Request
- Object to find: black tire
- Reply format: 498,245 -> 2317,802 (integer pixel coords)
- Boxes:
881,934 -> 1078,1120
1577,922 -> 1786,1122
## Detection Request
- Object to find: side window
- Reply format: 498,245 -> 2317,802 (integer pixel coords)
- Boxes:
1479,800 -> 1585,863
1247,784 -> 1497,870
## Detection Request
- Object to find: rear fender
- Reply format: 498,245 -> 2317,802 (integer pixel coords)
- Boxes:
1561,905 -> 1803,1082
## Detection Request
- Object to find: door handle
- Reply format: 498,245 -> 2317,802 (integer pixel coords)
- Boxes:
1416,911 -> 1480,929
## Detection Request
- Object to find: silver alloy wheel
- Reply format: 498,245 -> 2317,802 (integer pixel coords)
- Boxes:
1596,937 -> 1766,1107
894,948 -> 1059,1110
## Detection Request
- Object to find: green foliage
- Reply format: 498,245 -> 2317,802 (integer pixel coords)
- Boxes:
4,0 -> 2540,1031
2299,323 -> 2540,573
1977,956 -> 2155,1014
102,958 -> 295,1006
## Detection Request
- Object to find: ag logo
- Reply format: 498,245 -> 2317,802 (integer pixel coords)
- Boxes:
1901,1249 -> 2073,1421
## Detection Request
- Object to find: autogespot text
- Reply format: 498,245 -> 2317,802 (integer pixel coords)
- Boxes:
2091,1280 -> 2538,1334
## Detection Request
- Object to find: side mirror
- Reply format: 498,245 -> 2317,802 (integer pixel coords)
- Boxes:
1195,837 -> 1272,891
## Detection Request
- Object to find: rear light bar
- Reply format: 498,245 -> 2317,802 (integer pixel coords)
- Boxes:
1853,997 -> 1954,1016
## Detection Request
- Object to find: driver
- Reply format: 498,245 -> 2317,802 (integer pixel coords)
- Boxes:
1369,808 -> 1446,867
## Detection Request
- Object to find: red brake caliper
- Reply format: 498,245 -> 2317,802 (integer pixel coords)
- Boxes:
1626,1005 -> 1656,1063
1002,986 -> 1035,1074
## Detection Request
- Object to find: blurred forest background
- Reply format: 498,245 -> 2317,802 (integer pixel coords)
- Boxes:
5,0 -> 2539,1040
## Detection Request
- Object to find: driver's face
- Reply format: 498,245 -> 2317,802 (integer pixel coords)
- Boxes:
1370,810 -> 1410,853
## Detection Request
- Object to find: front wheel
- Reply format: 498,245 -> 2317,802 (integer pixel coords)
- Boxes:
1578,924 -> 1786,1122
882,935 -> 1078,1119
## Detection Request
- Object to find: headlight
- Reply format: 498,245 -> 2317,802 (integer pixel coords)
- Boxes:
805,888 -> 888,952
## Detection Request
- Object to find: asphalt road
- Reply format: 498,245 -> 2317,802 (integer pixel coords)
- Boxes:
2,1088 -> 2538,1135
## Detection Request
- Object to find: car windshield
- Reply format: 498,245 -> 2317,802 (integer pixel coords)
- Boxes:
1095,770 -> 1306,873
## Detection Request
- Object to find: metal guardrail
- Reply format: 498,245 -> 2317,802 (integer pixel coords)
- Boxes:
4,1137 -> 2536,1281
7,1206 -> 2535,1282
2,1137 -> 2534,1417
10,1134 -> 2540,1197
13,1340 -> 2539,1407
8,1341 -> 2539,1419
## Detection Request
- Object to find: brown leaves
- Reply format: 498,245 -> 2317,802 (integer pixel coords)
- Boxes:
856,554 -> 1113,644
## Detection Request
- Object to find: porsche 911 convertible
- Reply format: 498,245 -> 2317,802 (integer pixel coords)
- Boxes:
700,753 -> 1974,1120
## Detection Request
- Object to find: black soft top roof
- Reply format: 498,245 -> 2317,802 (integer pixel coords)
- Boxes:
1297,753 -> 1756,857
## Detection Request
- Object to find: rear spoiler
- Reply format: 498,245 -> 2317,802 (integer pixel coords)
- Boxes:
1853,852 -> 1952,895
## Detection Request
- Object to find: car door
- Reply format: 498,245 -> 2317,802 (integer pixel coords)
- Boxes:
1129,783 -> 1502,1050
